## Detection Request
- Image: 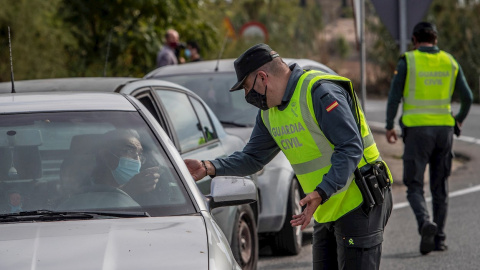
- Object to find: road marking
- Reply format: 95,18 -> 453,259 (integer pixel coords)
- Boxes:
456,136 -> 480,145
393,184 -> 480,210
369,121 -> 480,145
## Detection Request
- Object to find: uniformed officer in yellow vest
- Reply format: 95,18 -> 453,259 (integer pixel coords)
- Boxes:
386,22 -> 473,255
185,43 -> 393,269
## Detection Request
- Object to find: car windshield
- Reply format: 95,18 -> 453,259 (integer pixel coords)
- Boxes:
160,73 -> 258,127
0,111 -> 195,219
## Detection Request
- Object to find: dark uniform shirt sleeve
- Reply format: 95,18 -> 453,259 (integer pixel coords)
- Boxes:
386,56 -> 406,130
311,82 -> 363,199
453,65 -> 473,123
210,111 -> 281,176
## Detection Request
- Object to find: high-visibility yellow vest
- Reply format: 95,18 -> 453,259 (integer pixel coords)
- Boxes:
403,50 -> 458,127
261,71 -> 391,223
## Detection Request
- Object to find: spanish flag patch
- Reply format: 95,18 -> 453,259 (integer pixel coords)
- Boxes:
326,100 -> 339,112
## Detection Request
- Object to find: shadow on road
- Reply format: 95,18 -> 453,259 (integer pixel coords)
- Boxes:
259,230 -> 313,257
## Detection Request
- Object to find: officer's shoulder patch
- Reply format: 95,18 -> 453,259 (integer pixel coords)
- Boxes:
326,100 -> 339,112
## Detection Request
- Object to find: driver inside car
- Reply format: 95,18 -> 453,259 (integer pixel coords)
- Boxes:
92,129 -> 160,200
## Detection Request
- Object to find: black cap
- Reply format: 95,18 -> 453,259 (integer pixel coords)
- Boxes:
230,43 -> 280,92
412,22 -> 437,36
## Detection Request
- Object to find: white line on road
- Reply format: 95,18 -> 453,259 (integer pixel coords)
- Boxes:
393,184 -> 480,210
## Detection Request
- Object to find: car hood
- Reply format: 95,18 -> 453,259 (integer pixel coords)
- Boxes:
0,216 -> 208,270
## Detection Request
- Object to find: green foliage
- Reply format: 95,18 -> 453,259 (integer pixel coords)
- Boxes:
0,0 -> 325,80
199,0 -> 324,61
335,36 -> 350,59
429,0 -> 480,102
0,0 -> 69,81
57,0 -> 217,77
367,0 -> 480,100
0,0 -> 219,80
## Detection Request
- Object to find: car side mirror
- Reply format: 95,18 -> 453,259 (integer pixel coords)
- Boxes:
206,176 -> 257,210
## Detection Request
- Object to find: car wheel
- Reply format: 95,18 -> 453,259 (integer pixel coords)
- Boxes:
272,178 -> 303,255
231,204 -> 258,270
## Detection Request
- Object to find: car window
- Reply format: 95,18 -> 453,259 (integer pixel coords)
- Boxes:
136,93 -> 162,124
159,74 -> 258,127
0,111 -> 195,217
154,90 -> 205,153
190,97 -> 218,143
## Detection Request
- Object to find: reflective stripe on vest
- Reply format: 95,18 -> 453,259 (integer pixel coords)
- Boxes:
402,50 -> 458,127
261,71 -> 386,223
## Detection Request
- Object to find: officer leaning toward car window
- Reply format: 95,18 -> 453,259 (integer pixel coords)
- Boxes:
385,22 -> 473,255
184,43 -> 393,270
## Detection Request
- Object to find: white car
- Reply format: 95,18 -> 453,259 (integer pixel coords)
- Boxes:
145,58 -> 337,255
0,91 -> 258,269
0,78 -> 260,269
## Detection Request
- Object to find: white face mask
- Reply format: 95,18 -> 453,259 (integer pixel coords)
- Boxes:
111,157 -> 141,185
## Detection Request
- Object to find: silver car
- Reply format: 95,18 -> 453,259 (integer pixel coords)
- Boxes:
0,91 -> 258,269
144,58 -> 337,255
0,79 -> 259,269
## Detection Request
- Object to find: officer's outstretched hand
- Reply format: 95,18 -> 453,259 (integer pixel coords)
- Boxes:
291,191 -> 322,230
386,129 -> 397,144
184,159 -> 205,181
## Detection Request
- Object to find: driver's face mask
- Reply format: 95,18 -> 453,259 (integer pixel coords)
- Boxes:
111,157 -> 141,185
245,74 -> 269,110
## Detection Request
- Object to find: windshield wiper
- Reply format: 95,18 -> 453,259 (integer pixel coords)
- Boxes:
220,121 -> 249,127
78,210 -> 150,218
0,209 -> 149,222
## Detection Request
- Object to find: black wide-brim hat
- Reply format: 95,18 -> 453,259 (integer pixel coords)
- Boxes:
230,43 -> 279,92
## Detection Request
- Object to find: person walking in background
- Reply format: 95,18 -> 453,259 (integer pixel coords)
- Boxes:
156,29 -> 180,68
185,43 -> 393,269
385,21 -> 473,255
185,40 -> 202,62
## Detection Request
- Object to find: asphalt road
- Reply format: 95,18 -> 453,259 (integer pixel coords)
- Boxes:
258,99 -> 480,270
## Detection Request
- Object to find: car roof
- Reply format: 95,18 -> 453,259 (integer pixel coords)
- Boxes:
144,58 -> 337,78
0,92 -> 136,113
0,77 -> 195,95
0,77 -> 139,94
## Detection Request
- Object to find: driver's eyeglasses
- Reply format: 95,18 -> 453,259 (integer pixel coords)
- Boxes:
111,147 -> 146,164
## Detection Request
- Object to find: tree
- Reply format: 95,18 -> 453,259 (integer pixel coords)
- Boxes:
198,0 -> 324,62
57,0 -> 217,77
367,0 -> 480,101
0,0 -> 69,81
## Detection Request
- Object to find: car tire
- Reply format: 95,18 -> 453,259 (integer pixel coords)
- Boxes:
271,178 -> 303,255
231,204 -> 258,270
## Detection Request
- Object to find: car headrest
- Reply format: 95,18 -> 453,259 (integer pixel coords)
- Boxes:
69,134 -> 103,156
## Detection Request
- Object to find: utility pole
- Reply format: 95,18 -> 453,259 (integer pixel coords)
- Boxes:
360,0 -> 366,111
399,0 -> 408,54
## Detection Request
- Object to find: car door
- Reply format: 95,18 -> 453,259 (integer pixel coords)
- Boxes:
130,87 -> 226,194
123,85 -> 260,269
152,88 -> 228,192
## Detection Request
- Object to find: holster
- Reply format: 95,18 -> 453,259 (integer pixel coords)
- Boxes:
354,161 -> 391,210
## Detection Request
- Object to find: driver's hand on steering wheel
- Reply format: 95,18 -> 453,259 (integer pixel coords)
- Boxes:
120,166 -> 160,195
